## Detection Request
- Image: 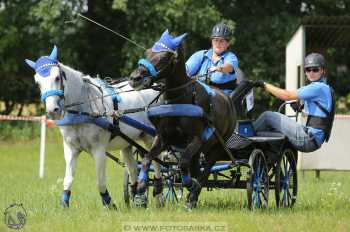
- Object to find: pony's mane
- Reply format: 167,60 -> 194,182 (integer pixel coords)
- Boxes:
57,62 -> 114,114
59,63 -> 88,80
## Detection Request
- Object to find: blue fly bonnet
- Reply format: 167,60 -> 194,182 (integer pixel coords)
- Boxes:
25,45 -> 58,77
138,30 -> 187,79
152,29 -> 187,52
25,45 -> 64,102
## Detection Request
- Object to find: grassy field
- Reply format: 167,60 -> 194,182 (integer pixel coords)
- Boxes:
0,129 -> 350,232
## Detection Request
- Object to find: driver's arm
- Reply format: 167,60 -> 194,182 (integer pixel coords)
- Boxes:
208,63 -> 233,73
264,83 -> 299,101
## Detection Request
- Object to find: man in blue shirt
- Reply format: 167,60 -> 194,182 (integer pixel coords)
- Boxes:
186,22 -> 239,94
253,53 -> 334,152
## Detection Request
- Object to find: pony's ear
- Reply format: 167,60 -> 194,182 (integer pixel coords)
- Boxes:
162,29 -> 169,36
25,59 -> 36,69
172,33 -> 188,48
49,45 -> 58,61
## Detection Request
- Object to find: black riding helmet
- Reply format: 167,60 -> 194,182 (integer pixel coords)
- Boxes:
305,53 -> 326,68
211,22 -> 231,40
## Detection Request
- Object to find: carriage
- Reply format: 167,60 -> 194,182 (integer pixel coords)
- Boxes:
123,92 -> 298,210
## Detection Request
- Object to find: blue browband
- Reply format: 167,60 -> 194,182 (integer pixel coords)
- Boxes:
41,89 -> 64,102
138,59 -> 157,78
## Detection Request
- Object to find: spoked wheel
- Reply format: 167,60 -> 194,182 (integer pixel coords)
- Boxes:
247,149 -> 269,210
275,148 -> 297,208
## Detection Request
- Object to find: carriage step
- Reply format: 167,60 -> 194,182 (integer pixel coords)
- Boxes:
248,131 -> 286,142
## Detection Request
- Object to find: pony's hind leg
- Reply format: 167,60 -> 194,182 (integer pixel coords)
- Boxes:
92,147 -> 117,210
179,136 -> 203,210
61,140 -> 80,208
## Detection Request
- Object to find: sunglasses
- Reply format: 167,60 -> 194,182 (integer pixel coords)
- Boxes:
305,67 -> 321,73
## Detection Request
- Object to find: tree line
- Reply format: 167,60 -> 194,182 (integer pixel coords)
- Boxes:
0,0 -> 349,115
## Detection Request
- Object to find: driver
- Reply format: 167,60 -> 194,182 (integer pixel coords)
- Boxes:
253,53 -> 334,152
185,22 -> 239,94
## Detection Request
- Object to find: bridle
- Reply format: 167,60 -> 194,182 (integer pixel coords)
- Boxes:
40,64 -> 66,104
136,49 -> 178,86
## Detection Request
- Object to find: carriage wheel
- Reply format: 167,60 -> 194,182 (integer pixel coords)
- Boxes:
274,148 -> 297,208
247,149 -> 269,210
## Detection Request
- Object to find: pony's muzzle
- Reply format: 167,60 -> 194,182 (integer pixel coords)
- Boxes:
129,71 -> 144,89
45,96 -> 63,120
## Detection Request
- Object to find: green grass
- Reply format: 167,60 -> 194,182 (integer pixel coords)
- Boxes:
0,131 -> 350,232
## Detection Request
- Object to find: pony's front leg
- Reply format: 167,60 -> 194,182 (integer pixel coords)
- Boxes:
179,136 -> 203,210
92,148 -> 117,210
134,135 -> 163,207
61,140 -> 80,208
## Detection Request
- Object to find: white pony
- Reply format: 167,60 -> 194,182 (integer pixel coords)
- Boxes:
25,46 -> 162,209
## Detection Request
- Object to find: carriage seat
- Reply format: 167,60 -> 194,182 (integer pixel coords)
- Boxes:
225,130 -> 285,149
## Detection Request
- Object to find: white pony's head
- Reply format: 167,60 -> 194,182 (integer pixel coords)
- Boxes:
25,45 -> 64,119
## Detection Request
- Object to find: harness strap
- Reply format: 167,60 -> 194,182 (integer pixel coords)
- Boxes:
110,126 -> 167,167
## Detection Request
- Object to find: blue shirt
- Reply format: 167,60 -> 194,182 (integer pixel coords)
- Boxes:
185,49 -> 238,84
297,79 -> 332,146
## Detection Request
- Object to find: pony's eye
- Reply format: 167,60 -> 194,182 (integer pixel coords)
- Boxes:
55,76 -> 60,82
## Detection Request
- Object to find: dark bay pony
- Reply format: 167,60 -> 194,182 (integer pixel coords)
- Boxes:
129,30 -> 237,209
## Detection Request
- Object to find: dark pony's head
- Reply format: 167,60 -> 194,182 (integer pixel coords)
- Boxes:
129,30 -> 187,89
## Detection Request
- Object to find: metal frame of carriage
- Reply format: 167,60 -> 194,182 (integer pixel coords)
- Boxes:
120,88 -> 299,210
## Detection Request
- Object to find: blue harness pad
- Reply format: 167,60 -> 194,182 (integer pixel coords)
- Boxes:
55,112 -> 156,136
147,104 -> 214,141
147,104 -> 204,118
119,115 -> 156,136
55,113 -> 111,130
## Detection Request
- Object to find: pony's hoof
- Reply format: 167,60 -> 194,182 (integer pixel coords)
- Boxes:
60,200 -> 69,208
184,179 -> 200,210
105,202 -> 118,210
184,201 -> 196,211
134,193 -> 147,208
154,193 -> 164,208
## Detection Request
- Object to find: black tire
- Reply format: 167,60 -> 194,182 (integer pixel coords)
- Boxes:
247,149 -> 269,210
274,148 -> 297,208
